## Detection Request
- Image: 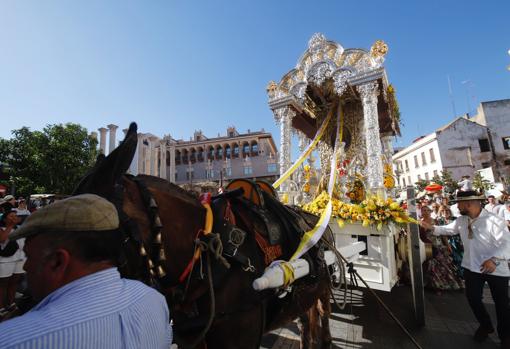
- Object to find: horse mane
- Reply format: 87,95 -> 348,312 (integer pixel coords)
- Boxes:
135,174 -> 203,210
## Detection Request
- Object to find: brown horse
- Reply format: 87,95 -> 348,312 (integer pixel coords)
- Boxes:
73,123 -> 334,349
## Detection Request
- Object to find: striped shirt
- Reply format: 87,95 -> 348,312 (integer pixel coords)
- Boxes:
0,268 -> 172,349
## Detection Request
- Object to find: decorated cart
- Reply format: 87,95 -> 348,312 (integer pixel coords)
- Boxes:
263,33 -> 413,291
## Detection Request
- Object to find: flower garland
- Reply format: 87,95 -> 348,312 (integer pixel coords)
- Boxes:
302,191 -> 417,231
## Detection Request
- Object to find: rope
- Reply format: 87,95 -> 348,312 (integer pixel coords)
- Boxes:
335,251 -> 424,349
323,240 -> 348,310
196,233 -> 230,269
176,252 -> 216,349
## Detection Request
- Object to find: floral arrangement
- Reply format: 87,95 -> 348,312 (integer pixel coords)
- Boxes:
302,191 -> 417,231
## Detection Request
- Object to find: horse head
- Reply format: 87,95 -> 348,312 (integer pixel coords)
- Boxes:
73,122 -> 138,199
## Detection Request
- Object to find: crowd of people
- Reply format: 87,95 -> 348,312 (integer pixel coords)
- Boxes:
418,187 -> 510,347
416,191 -> 510,292
0,183 -> 508,348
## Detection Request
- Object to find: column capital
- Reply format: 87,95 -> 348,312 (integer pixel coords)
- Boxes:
98,127 -> 108,132
273,106 -> 296,123
356,81 -> 379,101
107,124 -> 119,131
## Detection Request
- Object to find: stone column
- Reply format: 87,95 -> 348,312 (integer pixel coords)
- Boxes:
98,127 -> 108,154
107,124 -> 118,154
357,81 -> 384,193
137,134 -> 145,175
168,140 -> 176,183
159,139 -> 167,180
90,131 -> 98,140
149,136 -> 159,176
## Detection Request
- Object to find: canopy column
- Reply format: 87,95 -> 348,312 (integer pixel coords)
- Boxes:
357,81 -> 384,194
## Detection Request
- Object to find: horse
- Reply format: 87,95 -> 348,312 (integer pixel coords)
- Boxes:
73,123 -> 335,349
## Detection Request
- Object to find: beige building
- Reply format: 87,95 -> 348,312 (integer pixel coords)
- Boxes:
95,125 -> 279,186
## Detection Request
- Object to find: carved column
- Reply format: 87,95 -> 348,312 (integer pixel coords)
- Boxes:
107,124 -> 118,154
357,81 -> 384,193
159,139 -> 167,180
275,107 -> 295,189
98,127 -> 108,154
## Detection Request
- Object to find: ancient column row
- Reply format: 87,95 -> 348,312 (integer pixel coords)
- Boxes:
95,124 -> 119,155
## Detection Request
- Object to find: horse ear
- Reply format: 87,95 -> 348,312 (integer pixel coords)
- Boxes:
73,122 -> 138,197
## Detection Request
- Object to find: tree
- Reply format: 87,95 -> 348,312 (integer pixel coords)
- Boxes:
0,124 -> 98,196
472,171 -> 494,194
414,179 -> 429,191
439,169 -> 458,194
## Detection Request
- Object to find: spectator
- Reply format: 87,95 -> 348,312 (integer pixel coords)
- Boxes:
416,201 -> 422,220
420,206 -> 463,292
431,203 -> 440,220
503,202 -> 510,228
420,190 -> 510,346
485,195 -> 501,215
0,194 -> 172,348
458,175 -> 473,192
0,210 -> 25,317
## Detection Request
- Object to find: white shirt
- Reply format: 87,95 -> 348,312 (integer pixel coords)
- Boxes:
450,203 -> 461,217
458,179 -> 473,191
484,203 -> 501,215
433,209 -> 510,277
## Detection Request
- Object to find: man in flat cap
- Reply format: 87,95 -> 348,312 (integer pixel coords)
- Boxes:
421,190 -> 510,348
0,194 -> 172,349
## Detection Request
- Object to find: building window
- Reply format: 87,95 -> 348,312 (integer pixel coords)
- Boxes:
216,147 -> 223,159
502,137 -> 510,150
414,155 -> 419,168
478,138 -> 490,152
225,167 -> 232,176
425,172 -> 429,181
504,159 -> 510,166
244,166 -> 253,175
186,171 -> 194,180
242,143 -> 250,157
405,160 -> 409,172
421,152 -> 427,166
433,170 -> 438,177
402,178 -> 406,187
417,174 -> 421,180
429,148 -> 436,163
268,163 -> 277,173
481,162 -> 491,168
225,145 -> 231,159
205,169 -> 214,179
233,144 -> 240,158
251,142 -> 258,155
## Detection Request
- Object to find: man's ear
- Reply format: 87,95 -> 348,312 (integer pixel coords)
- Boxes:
47,248 -> 72,276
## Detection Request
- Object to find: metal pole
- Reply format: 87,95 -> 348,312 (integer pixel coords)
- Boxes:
406,185 -> 425,326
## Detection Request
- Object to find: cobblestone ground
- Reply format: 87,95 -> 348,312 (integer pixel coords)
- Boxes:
261,284 -> 502,349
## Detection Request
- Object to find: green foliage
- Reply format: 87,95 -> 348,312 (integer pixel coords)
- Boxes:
439,169 -> 458,194
472,171 -> 494,193
0,123 -> 98,196
414,179 -> 429,191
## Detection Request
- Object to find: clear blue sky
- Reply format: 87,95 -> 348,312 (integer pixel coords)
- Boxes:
1,0 -> 509,150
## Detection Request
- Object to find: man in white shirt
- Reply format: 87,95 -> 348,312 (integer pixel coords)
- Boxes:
458,175 -> 473,192
485,195 -> 502,215
420,191 -> 510,347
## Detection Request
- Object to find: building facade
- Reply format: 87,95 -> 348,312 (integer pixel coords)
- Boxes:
393,117 -> 493,187
393,98 -> 510,188
94,125 -> 279,186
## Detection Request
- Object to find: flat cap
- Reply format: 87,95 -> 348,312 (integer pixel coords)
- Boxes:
3,195 -> 15,202
10,194 -> 119,240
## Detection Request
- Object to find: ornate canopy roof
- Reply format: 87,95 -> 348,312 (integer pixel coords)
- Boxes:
267,33 -> 400,138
